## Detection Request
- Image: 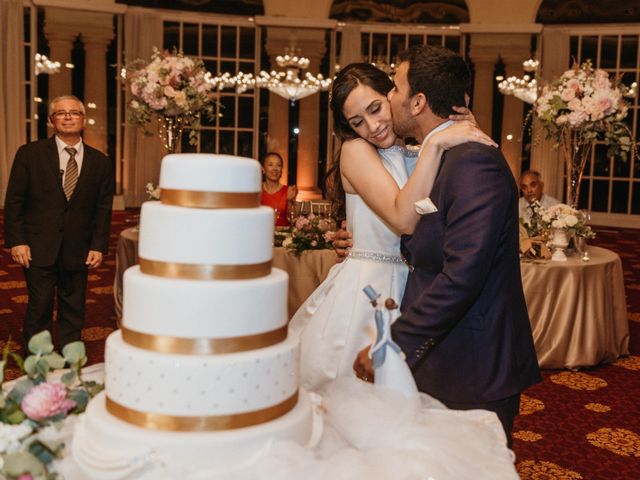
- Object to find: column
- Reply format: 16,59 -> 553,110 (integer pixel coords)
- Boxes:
81,22 -> 115,154
531,28 -> 571,200
500,40 -> 531,180
265,34 -> 292,182
468,38 -> 500,138
296,38 -> 326,199
43,30 -> 75,104
264,31 -> 326,199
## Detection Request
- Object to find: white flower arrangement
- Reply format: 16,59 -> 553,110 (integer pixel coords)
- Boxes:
522,201 -> 595,239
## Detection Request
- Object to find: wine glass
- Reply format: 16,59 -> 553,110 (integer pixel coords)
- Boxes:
287,208 -> 296,227
273,208 -> 279,226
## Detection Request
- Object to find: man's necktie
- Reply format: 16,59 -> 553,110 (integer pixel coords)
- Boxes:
63,146 -> 78,200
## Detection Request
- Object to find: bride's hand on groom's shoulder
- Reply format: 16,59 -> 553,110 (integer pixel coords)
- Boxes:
449,105 -> 477,125
434,110 -> 498,151
353,345 -> 375,383
333,223 -> 353,262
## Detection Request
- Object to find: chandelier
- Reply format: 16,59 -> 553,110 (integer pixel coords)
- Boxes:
497,58 -> 539,104
211,52 -> 331,102
35,53 -> 61,75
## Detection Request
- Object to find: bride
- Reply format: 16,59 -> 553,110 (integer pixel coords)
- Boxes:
289,63 -> 495,393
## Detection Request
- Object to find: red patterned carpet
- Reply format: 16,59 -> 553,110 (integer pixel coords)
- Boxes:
513,227 -> 640,479
1,210 -> 639,478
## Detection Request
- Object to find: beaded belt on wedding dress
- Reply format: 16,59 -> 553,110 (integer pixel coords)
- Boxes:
347,248 -> 407,265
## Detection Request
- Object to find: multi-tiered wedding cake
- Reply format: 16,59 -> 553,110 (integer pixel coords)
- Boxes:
72,154 -> 317,479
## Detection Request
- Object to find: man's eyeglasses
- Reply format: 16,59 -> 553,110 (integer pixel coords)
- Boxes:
51,110 -> 84,119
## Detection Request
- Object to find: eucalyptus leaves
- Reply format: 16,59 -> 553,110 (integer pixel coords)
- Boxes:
0,331 -> 103,480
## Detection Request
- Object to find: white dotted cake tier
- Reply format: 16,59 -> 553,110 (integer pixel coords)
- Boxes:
105,330 -> 299,417
159,153 -> 261,193
139,202 -> 274,266
122,266 -> 288,338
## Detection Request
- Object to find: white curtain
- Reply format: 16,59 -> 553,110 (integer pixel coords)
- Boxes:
0,0 -> 26,208
123,8 -> 163,207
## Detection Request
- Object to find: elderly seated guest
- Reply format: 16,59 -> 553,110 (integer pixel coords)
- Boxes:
519,170 -> 560,221
260,152 -> 298,226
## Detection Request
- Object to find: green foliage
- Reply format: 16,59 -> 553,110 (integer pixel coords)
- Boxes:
1,331 -> 104,478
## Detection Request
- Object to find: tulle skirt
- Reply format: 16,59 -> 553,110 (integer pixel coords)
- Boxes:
212,379 -> 518,480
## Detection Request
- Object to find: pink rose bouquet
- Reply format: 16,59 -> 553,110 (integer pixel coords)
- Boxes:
123,47 -> 216,151
282,212 -> 337,256
535,60 -> 632,149
20,383 -> 76,421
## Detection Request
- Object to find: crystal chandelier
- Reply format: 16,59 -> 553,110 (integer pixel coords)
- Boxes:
497,58 -> 539,104
211,52 -> 331,102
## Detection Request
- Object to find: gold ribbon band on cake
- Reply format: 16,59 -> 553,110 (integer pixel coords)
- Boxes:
106,393 -> 298,431
121,325 -> 288,354
161,188 -> 260,209
139,257 -> 272,280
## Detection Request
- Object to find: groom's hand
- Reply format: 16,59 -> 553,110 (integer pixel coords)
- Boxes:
353,346 -> 375,383
333,223 -> 353,262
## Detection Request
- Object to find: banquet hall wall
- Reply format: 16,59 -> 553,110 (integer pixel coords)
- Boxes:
1,0 -> 639,227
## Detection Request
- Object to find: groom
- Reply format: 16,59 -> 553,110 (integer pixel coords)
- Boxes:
354,45 -> 541,446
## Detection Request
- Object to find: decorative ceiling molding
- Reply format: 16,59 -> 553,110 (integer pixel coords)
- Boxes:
116,0 -> 264,15
330,1 -> 469,24
536,0 -> 640,24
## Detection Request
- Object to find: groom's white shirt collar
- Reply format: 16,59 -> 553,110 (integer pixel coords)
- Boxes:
418,119 -> 454,158
406,119 -> 454,175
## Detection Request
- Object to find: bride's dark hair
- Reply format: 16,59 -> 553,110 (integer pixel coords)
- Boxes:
326,63 -> 394,220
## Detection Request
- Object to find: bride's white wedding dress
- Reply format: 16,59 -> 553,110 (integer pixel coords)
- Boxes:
289,145 -> 411,393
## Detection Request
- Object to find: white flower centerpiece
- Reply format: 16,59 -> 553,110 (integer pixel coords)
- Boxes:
534,60 -> 636,209
123,47 -> 216,153
521,201 -> 595,261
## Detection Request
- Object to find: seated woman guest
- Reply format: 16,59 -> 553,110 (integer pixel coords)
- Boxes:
260,152 -> 298,226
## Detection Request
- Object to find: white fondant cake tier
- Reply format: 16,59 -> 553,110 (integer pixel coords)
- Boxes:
159,153 -> 261,193
72,389 -> 315,480
122,266 -> 288,338
138,202 -> 273,266
106,330 -> 299,417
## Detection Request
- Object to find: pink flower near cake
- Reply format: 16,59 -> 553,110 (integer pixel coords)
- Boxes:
21,383 -> 76,421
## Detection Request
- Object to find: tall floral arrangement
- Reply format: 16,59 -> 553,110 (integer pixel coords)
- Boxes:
123,47 -> 216,153
534,60 -> 636,208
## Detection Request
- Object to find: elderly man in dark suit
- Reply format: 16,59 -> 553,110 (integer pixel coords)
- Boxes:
355,46 -> 540,447
4,95 -> 114,351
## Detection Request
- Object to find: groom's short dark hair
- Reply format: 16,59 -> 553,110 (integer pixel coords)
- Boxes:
398,45 -> 471,119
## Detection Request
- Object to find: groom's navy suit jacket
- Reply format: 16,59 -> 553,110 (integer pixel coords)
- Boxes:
392,142 -> 541,404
